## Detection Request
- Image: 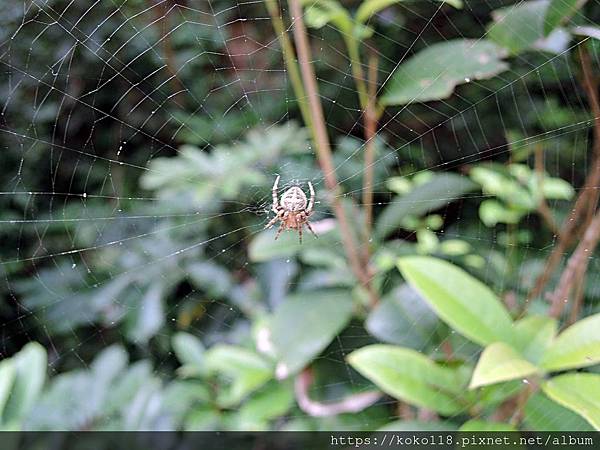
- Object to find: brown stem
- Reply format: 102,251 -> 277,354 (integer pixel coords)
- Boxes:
528,42 -> 600,301
534,146 -> 560,235
549,210 -> 600,318
294,368 -> 382,416
362,53 -> 379,255
288,0 -> 378,305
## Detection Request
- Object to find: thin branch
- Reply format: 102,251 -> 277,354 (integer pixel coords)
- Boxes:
288,0 -> 378,305
264,0 -> 312,129
549,210 -> 600,318
362,53 -> 378,258
295,368 -> 382,417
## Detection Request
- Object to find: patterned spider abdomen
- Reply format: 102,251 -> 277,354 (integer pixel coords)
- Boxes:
280,187 -> 307,212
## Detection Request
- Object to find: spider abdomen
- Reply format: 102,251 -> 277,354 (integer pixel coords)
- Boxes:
280,187 -> 307,211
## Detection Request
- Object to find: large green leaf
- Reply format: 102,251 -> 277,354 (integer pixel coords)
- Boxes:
205,345 -> 273,407
487,0 -> 549,55
366,284 -> 440,349
470,342 -> 539,389
381,40 -> 508,106
544,0 -> 588,35
2,342 -> 47,426
348,345 -> 467,415
525,392 -> 594,431
355,0 -> 462,24
397,256 -> 514,346
270,290 -> 354,376
542,373 -> 600,430
540,313 -> 600,371
376,173 -> 477,238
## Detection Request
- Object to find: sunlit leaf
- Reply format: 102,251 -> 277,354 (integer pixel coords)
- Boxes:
540,313 -> 600,371
355,0 -> 462,24
397,256 -> 514,346
469,342 -> 539,389
542,373 -> 600,430
513,315 -> 557,364
2,343 -> 47,426
381,40 -> 508,105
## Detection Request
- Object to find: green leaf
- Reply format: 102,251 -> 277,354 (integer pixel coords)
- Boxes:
459,419 -> 517,431
513,315 -> 557,364
381,40 -> 508,106
525,392 -> 594,431
540,313 -> 600,371
397,256 -> 514,346
205,345 -> 273,407
249,227 -> 334,262
366,284 -> 440,349
355,0 -> 462,24
172,332 -> 206,376
348,345 -> 467,415
487,0 -> 549,55
479,199 -> 525,227
544,0 -> 588,35
0,360 -> 16,421
238,381 -> 294,424
542,373 -> 600,430
3,342 -> 47,425
470,342 -> 539,389
270,290 -> 354,376
376,173 -> 477,238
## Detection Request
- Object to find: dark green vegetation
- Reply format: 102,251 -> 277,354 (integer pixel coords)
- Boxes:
1,0 -> 599,431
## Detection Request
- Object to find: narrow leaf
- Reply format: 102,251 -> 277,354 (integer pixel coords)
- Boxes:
544,0 -> 588,36
356,0 -> 462,24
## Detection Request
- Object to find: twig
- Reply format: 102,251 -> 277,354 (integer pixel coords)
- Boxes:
362,53 -> 378,258
528,42 -> 600,301
534,146 -> 560,235
288,0 -> 379,305
294,368 -> 382,416
264,0 -> 312,129
549,210 -> 600,318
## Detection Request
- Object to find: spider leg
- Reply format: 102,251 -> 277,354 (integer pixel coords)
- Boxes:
298,225 -> 303,244
274,222 -> 285,240
307,181 -> 315,215
272,175 -> 280,213
264,214 -> 280,230
305,221 -> 318,238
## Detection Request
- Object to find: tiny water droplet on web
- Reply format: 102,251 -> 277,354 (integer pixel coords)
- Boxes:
82,192 -> 87,198
71,263 -> 76,269
464,77 -> 471,82
522,379 -> 530,384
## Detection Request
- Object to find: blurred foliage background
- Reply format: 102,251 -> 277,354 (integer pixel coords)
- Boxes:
1,0 -> 600,432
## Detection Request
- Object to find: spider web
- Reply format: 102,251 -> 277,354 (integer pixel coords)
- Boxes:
0,0 -> 598,431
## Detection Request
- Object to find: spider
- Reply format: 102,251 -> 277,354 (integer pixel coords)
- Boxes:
264,175 -> 317,243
